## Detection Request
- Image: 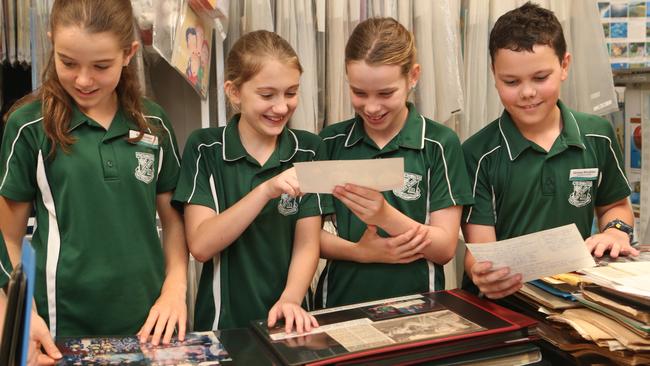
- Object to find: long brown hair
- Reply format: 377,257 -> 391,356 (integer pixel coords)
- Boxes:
345,17 -> 416,77
5,0 -> 147,156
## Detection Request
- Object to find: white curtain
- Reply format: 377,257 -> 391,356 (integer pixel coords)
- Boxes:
276,0 -> 320,133
243,0 -> 274,32
324,0 -> 360,125
415,0 -> 464,126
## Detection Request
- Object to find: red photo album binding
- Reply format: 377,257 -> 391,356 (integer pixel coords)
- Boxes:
251,289 -> 538,366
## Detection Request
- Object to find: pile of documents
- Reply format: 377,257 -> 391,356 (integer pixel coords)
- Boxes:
521,247 -> 650,365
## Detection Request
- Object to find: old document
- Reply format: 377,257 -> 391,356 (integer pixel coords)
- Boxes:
466,224 -> 596,282
294,158 -> 404,193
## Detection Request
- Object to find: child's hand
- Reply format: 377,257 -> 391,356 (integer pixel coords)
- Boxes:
262,167 -> 301,200
586,231 -> 640,258
138,285 -> 187,345
333,184 -> 388,226
30,311 -> 61,364
357,225 -> 428,264
267,298 -> 318,334
470,261 -> 522,299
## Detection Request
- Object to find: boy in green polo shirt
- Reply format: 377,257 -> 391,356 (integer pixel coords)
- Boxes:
462,2 -> 638,300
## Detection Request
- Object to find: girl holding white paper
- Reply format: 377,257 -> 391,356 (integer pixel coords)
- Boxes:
172,30 -> 333,333
316,17 -> 474,308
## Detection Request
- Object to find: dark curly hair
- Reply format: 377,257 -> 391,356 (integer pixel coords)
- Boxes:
489,2 -> 566,65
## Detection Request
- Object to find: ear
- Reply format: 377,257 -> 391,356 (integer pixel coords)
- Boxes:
560,52 -> 571,81
224,80 -> 241,108
409,64 -> 421,88
123,41 -> 140,66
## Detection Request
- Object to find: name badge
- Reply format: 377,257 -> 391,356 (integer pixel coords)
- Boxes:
569,168 -> 598,181
129,130 -> 159,149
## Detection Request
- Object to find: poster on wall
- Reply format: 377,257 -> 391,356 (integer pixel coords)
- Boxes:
170,3 -> 213,99
599,1 -> 650,69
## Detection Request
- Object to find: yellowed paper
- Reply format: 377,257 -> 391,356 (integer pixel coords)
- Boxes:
466,224 -> 596,283
294,158 -> 404,193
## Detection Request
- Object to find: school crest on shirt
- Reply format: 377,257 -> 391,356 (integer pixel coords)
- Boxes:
278,193 -> 299,216
393,172 -> 422,201
568,180 -> 592,207
134,152 -> 155,184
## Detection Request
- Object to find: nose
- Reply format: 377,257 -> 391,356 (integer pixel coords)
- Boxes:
520,83 -> 536,99
75,68 -> 94,88
364,99 -> 381,115
272,98 -> 290,115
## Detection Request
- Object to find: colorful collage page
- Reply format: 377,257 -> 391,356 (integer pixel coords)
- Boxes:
56,331 -> 230,366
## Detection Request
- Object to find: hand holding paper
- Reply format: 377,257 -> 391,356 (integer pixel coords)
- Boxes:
293,158 -> 404,194
466,224 -> 596,283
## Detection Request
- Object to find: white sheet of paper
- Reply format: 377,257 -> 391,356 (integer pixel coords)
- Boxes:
294,158 -> 404,193
465,224 -> 596,283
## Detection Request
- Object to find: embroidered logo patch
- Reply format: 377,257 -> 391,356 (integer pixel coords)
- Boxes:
134,152 -> 155,184
278,193 -> 299,216
393,172 -> 422,201
568,180 -> 592,207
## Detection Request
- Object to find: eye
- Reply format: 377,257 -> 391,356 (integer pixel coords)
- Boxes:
379,91 -> 395,97
61,60 -> 76,68
286,91 -> 298,97
259,94 -> 273,99
352,90 -> 367,97
534,75 -> 549,81
95,64 -> 110,70
502,80 -> 518,86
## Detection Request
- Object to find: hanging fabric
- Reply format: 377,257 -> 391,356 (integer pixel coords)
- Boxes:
275,0 -> 319,133
552,0 -> 618,116
414,0 -> 464,127
243,0 -> 274,32
324,0 -> 360,126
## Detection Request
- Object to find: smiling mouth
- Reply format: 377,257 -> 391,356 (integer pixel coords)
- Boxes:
263,115 -> 286,123
76,89 -> 98,96
520,101 -> 543,110
365,112 -> 388,122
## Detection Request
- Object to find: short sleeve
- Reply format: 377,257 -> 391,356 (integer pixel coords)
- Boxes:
152,109 -> 181,194
171,130 -> 219,212
428,131 -> 474,212
594,122 -> 631,206
0,115 -> 39,202
461,144 -> 496,225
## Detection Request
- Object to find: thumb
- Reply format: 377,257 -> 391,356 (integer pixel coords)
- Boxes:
365,225 -> 377,235
40,334 -> 62,359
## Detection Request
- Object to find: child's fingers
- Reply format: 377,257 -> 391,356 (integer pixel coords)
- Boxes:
177,311 -> 187,341
139,310 -> 159,343
162,314 -> 177,345
310,314 -> 319,328
284,308 -> 296,334
267,308 -> 279,328
151,310 -> 170,345
293,308 -> 305,334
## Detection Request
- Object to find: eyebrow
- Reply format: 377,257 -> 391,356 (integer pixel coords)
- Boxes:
350,86 -> 398,92
57,52 -> 116,63
255,84 -> 300,91
497,69 -> 553,78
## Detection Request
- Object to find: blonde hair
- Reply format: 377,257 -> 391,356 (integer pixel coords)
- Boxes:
345,17 -> 416,76
6,0 -> 147,156
225,30 -> 302,92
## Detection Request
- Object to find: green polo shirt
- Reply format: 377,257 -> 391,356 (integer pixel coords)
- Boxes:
462,100 -> 631,240
0,99 -> 181,337
315,103 -> 473,308
172,115 -> 334,330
